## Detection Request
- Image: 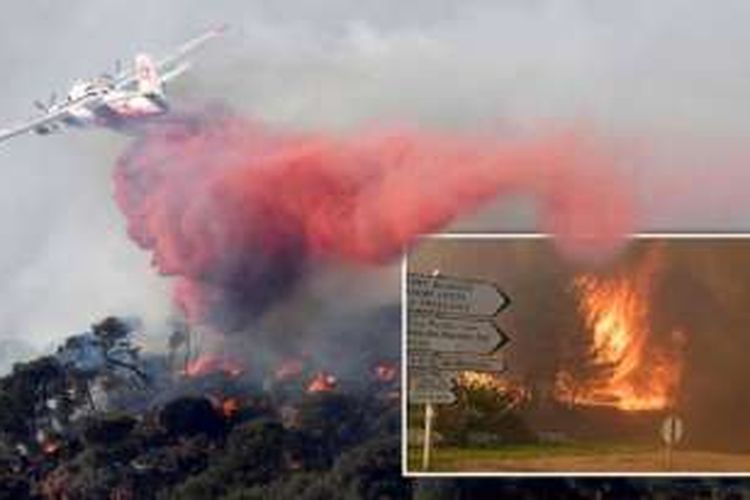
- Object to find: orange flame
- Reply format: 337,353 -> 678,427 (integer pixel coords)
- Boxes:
183,354 -> 244,378
458,371 -> 532,409
556,251 -> 683,411
220,397 -> 241,418
306,372 -> 337,393
42,440 -> 61,455
373,363 -> 398,383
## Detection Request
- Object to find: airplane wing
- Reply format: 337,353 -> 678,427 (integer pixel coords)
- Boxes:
0,109 -> 68,143
0,93 -> 103,143
112,25 -> 227,90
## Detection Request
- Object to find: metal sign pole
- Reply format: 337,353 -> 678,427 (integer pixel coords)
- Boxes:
660,413 -> 683,471
422,402 -> 434,471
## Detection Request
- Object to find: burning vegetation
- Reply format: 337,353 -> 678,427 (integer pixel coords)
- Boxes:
0,316 -> 404,499
555,250 -> 684,411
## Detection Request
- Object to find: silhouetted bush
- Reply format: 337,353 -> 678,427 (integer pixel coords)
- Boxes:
81,413 -> 136,446
159,397 -> 225,438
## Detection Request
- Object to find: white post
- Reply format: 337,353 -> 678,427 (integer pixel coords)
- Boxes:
420,269 -> 440,471
422,402 -> 434,471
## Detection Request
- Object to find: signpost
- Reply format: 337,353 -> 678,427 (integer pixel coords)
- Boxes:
660,414 -> 684,471
409,351 -> 507,373
407,271 -> 512,470
409,370 -> 456,404
408,315 -> 508,353
407,273 -> 509,317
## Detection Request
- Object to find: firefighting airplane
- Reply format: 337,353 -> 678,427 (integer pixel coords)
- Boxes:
0,26 -> 226,144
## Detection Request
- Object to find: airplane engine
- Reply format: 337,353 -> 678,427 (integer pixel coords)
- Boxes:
134,53 -> 163,97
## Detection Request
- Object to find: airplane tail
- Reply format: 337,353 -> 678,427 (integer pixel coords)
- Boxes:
134,53 -> 163,96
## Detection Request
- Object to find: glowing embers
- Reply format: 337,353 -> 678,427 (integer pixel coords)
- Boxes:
218,397 -> 241,419
182,354 -> 244,378
306,372 -> 337,394
556,253 -> 683,411
373,362 -> 398,383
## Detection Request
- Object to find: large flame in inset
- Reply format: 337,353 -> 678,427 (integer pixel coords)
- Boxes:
556,251 -> 684,411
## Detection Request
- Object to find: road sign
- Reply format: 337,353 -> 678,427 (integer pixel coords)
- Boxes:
410,388 -> 457,405
410,370 -> 453,391
409,370 -> 456,404
409,370 -> 455,403
408,315 -> 508,353
661,415 -> 684,445
407,273 -> 509,317
409,351 -> 506,373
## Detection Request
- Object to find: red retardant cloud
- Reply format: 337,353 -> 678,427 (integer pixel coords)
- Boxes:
114,108 -> 633,331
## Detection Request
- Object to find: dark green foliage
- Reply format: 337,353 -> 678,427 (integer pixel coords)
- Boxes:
296,393 -> 367,459
0,390 -> 28,440
0,473 -> 30,500
0,356 -> 66,443
330,437 -> 409,500
220,473 -> 336,500
92,316 -> 133,349
81,413 -> 137,446
217,438 -> 408,500
283,429 -> 330,470
159,396 -> 225,438
223,419 -> 286,484
171,419 -> 286,499
368,402 -> 402,440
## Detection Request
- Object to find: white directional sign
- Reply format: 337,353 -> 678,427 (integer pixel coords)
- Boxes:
409,351 -> 507,373
408,315 -> 508,354
661,415 -> 684,446
407,273 -> 509,317
410,389 -> 457,405
406,272 -> 511,411
411,370 -> 453,390
409,370 -> 456,404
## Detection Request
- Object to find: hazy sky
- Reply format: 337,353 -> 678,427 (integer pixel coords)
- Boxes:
1,1 -> 749,369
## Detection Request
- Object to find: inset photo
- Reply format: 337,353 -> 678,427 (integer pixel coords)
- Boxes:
404,234 -> 750,474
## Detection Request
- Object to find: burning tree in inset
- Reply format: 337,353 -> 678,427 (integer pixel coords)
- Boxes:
556,249 -> 685,411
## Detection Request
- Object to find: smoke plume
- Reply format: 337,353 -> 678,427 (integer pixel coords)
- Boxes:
114,108 -> 632,332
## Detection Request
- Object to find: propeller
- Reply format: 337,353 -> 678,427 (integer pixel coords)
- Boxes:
33,92 -> 58,113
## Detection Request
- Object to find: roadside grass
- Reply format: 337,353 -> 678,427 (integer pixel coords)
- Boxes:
406,441 -> 658,472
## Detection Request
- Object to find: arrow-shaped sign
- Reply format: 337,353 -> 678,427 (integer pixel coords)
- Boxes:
409,370 -> 457,404
408,315 -> 508,354
409,351 -> 507,373
409,389 -> 457,405
410,370 -> 454,392
407,273 -> 509,318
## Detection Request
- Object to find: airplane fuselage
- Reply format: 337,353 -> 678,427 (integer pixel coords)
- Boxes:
37,87 -> 169,135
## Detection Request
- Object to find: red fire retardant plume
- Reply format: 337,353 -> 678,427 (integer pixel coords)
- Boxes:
114,109 -> 633,331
